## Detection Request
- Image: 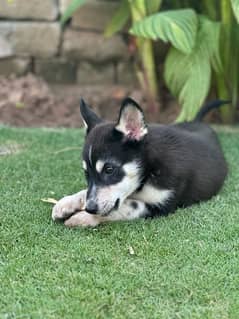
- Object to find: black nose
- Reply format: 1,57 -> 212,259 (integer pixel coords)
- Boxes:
85,200 -> 98,214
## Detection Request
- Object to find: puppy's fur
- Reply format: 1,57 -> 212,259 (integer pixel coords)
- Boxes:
52,98 -> 228,227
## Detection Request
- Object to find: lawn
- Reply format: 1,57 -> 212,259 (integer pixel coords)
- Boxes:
1,126 -> 239,319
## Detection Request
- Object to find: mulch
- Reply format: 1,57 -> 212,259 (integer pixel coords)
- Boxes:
0,74 -> 179,127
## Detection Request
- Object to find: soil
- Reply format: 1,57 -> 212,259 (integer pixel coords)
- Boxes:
0,74 -> 180,128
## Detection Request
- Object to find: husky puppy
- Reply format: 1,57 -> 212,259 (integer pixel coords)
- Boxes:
52,98 -> 228,227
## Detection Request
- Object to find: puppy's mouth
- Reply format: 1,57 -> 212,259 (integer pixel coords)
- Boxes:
114,198 -> 120,210
101,198 -> 120,216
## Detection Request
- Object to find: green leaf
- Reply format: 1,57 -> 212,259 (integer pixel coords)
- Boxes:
61,0 -> 86,25
146,0 -> 162,15
199,15 -> 222,73
164,16 -> 221,121
130,9 -> 198,54
104,0 -> 130,37
231,0 -> 239,23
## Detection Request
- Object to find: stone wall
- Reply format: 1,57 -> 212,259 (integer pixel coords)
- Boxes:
0,0 -> 136,85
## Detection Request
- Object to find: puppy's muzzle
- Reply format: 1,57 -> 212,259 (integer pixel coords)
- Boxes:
85,199 -> 98,215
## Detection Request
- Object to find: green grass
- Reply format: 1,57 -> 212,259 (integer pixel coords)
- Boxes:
1,126 -> 239,319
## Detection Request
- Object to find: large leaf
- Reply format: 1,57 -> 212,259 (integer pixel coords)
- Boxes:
104,0 -> 130,37
130,9 -> 198,54
231,0 -> 239,23
165,48 -> 211,121
164,16 -> 221,121
146,0 -> 162,15
61,0 -> 86,25
200,15 -> 222,73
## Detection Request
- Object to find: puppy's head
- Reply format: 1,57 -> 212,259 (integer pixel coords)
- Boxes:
80,97 -> 148,216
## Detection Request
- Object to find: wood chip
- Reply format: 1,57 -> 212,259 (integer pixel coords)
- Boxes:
41,198 -> 58,204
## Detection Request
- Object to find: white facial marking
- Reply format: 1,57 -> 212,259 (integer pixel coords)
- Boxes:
123,162 -> 141,178
131,184 -> 173,205
96,160 -> 105,174
95,161 -> 141,215
82,160 -> 87,171
89,145 -> 93,166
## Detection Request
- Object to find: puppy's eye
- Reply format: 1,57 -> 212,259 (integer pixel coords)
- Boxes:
104,164 -> 114,175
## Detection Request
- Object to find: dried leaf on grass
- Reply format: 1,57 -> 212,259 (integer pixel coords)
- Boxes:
128,245 -> 135,255
41,198 -> 58,204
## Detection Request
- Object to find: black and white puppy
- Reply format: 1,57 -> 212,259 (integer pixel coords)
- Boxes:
52,98 -> 228,227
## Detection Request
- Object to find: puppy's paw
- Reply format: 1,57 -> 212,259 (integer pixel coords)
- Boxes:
52,190 -> 86,221
64,211 -> 101,228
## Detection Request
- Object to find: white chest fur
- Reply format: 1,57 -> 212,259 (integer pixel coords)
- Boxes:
131,184 -> 173,205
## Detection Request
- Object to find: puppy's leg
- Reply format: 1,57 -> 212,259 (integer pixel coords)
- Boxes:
64,211 -> 103,228
106,199 -> 148,222
64,199 -> 148,227
52,189 -> 87,221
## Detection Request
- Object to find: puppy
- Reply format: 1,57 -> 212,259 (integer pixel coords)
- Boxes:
52,98 -> 228,227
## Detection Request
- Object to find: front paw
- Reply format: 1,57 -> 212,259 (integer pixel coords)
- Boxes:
52,190 -> 86,221
64,211 -> 101,228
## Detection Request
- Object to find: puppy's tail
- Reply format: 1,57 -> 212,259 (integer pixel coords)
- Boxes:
194,100 -> 231,122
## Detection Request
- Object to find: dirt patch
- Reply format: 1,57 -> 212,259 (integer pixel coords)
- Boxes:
0,74 -> 180,127
1,74 -> 234,128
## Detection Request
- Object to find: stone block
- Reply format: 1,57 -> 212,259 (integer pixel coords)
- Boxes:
72,0 -> 119,31
77,62 -> 114,84
59,0 -> 71,14
0,36 -> 13,58
0,22 -> 60,57
0,0 -> 58,21
62,30 -> 127,62
35,58 -> 77,83
0,57 -> 31,76
116,62 -> 137,85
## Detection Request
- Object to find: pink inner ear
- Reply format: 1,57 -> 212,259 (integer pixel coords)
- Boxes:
116,104 -> 147,141
125,113 -> 142,141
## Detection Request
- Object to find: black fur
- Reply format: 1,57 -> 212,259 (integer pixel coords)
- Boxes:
194,100 -> 231,122
80,98 -> 102,134
143,122 -> 227,215
131,201 -> 138,209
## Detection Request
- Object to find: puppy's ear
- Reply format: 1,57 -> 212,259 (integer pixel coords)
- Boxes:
80,98 -> 102,133
115,97 -> 148,141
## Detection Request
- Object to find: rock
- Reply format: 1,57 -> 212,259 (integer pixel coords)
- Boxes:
72,0 -> 119,31
77,62 -> 115,84
0,57 -> 31,76
0,22 -> 60,57
0,36 -> 13,58
0,0 -> 58,21
116,62 -> 137,85
35,58 -> 77,83
62,30 -> 128,62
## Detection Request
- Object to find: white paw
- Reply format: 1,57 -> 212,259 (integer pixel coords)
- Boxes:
52,190 -> 86,221
64,211 -> 101,228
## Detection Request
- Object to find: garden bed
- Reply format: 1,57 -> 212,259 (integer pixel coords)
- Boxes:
0,74 -> 180,127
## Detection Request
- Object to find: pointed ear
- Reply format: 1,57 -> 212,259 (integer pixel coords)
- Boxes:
115,97 -> 148,141
80,98 -> 102,133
